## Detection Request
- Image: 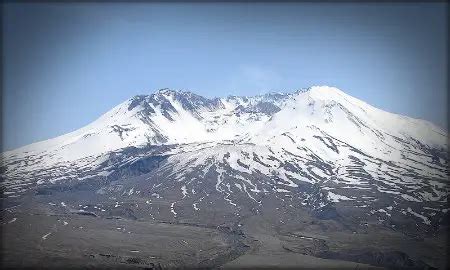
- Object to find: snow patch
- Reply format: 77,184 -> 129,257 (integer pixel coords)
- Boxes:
170,202 -> 177,217
181,185 -> 188,198
42,232 -> 52,240
327,191 -> 352,202
407,207 -> 431,225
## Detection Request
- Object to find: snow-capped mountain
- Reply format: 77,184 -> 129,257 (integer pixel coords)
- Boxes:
1,86 -> 448,237
3,86 -> 445,163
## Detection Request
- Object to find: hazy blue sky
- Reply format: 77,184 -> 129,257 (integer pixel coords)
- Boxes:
2,2 -> 448,151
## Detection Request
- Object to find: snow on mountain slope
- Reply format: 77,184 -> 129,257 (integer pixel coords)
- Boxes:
1,86 -> 448,233
4,86 -> 445,165
252,86 -> 447,161
1,85 -> 447,178
1,89 -> 276,163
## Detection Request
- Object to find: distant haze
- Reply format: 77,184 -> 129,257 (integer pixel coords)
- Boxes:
2,2 -> 448,151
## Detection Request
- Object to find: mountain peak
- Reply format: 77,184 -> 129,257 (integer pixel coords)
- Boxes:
302,85 -> 343,95
13,85 -> 445,163
298,85 -> 351,103
153,88 -> 199,97
149,86 -> 346,101
154,88 -> 179,96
